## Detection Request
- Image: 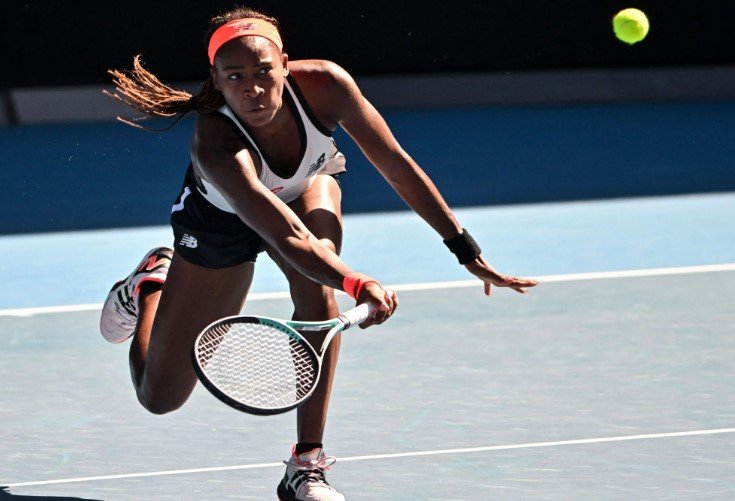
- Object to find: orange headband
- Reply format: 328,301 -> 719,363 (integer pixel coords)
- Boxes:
208,18 -> 283,65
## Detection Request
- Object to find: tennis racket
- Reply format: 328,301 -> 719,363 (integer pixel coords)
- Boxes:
192,302 -> 376,415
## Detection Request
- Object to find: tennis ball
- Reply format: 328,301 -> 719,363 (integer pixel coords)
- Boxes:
612,8 -> 649,44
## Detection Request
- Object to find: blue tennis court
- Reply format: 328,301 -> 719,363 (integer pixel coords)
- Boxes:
2,190 -> 734,499
4,1 -> 735,497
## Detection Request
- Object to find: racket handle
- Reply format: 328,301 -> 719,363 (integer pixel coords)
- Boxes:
339,302 -> 377,329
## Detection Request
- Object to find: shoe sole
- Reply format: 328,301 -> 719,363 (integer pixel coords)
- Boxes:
276,482 -> 292,501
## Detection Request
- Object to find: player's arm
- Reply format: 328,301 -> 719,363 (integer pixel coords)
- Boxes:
190,114 -> 393,312
320,62 -> 538,295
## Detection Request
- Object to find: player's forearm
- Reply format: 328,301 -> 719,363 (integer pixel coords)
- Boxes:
384,157 -> 463,239
276,233 -> 354,291
228,192 -> 355,292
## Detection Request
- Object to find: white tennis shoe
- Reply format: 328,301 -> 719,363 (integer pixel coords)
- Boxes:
99,246 -> 173,344
277,447 -> 344,501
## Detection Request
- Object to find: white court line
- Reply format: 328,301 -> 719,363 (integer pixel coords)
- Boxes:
2,263 -> 735,317
5,427 -> 735,488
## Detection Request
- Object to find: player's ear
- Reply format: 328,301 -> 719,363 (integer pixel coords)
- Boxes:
281,52 -> 289,76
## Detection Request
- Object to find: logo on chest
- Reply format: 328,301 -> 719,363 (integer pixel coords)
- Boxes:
307,153 -> 326,176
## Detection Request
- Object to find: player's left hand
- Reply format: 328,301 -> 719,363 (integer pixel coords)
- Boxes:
464,255 -> 539,296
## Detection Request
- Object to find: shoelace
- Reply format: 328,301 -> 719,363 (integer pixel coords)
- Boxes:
114,284 -> 138,325
285,455 -> 337,486
121,286 -> 135,309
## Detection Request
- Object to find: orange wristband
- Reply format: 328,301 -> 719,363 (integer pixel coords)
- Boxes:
343,272 -> 380,300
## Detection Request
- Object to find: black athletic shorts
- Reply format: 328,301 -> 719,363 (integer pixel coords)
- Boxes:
170,166 -> 265,268
170,165 -> 343,269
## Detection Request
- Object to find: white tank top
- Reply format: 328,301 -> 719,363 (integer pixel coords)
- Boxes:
197,77 -> 346,213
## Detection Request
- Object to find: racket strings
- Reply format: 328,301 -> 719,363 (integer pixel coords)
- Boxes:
196,321 -> 318,410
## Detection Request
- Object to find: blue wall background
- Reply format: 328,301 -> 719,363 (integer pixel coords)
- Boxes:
2,100 -> 734,234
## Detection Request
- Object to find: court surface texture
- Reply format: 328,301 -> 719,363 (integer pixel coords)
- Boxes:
2,192 -> 734,500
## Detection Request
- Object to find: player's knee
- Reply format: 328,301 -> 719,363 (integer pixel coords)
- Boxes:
136,389 -> 185,415
290,282 -> 338,320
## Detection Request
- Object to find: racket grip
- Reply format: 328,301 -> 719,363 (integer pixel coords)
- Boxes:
339,302 -> 376,329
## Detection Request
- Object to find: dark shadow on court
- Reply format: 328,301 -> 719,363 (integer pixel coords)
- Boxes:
0,488 -> 101,501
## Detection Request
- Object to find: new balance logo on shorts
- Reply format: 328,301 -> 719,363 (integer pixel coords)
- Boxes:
179,234 -> 198,248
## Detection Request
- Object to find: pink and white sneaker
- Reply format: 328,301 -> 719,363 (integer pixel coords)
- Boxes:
99,247 -> 172,343
277,447 -> 344,501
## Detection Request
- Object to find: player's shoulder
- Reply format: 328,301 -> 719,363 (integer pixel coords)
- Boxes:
288,60 -> 361,124
191,111 -> 252,168
288,59 -> 357,96
193,111 -> 239,149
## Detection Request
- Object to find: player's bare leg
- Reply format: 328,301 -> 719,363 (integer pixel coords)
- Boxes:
127,253 -> 255,414
288,272 -> 342,444
267,175 -> 344,443
270,175 -> 346,501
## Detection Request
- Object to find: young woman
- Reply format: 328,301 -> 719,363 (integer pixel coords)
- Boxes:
101,6 -> 538,501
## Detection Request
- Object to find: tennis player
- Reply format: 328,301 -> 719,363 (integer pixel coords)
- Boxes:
100,6 -> 538,500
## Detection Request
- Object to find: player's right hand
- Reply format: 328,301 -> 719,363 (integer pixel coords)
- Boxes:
357,282 -> 398,328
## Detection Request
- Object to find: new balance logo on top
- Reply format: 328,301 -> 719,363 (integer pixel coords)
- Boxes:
307,153 -> 326,175
179,234 -> 198,248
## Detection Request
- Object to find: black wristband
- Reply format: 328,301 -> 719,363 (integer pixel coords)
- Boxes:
443,228 -> 482,265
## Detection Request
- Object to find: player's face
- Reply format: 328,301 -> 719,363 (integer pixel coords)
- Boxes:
212,37 -> 288,127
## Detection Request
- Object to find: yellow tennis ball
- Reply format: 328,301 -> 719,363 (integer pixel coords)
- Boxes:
612,8 -> 649,44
